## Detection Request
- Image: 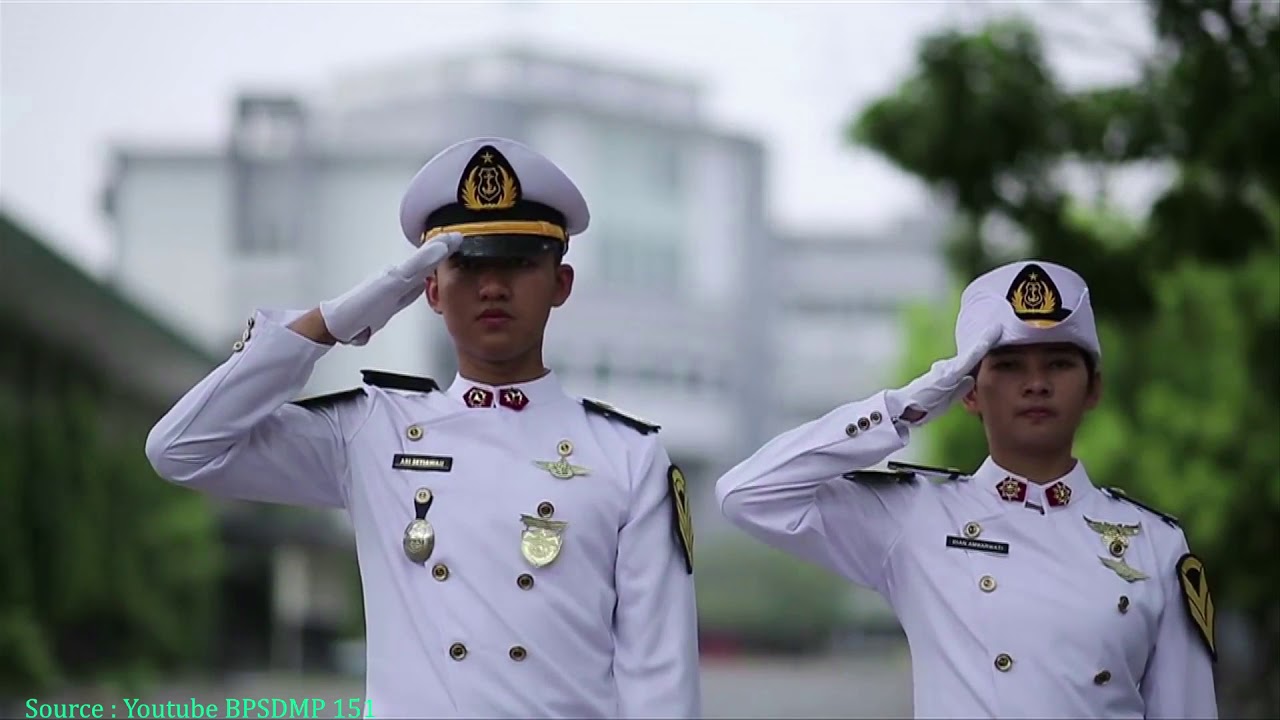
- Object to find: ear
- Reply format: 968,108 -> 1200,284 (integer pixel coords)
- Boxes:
1084,370 -> 1103,410
960,368 -> 982,416
552,263 -> 575,308
425,273 -> 443,315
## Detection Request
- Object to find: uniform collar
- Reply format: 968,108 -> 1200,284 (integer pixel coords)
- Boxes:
446,370 -> 563,411
975,456 -> 1094,513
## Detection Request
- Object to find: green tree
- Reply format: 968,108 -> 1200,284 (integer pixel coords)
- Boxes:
0,324 -> 221,703
849,1 -> 1279,715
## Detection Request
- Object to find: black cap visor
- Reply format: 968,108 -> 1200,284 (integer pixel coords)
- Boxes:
455,234 -> 562,259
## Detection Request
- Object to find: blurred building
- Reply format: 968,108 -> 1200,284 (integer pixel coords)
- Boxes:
773,212 -> 952,453
102,47 -> 777,515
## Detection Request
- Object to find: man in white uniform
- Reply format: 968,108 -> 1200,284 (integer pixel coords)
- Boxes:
146,137 -> 701,719
716,260 -> 1217,719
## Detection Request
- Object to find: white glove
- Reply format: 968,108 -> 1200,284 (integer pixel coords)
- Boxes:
885,325 -> 1004,426
319,232 -> 464,345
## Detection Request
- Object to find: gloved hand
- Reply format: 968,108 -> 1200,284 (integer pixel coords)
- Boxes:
885,325 -> 1003,426
319,232 -> 464,345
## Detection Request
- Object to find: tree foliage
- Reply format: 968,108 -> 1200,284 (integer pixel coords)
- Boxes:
850,1 -> 1279,715
0,324 -> 221,702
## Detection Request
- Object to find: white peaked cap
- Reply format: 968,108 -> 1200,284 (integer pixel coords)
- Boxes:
954,259 -> 1101,363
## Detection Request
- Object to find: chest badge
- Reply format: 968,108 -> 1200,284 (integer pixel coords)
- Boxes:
534,439 -> 590,480
403,487 -> 436,564
520,514 -> 568,567
1085,516 -> 1148,582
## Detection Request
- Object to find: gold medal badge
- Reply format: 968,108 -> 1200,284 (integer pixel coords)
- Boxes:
520,514 -> 568,568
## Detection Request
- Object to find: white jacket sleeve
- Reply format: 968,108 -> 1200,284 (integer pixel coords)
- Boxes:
144,309 -> 368,509
1140,531 -> 1219,719
612,438 -> 702,718
715,391 -> 922,592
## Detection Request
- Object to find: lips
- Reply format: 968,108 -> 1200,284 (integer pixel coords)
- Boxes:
1018,407 -> 1057,419
477,309 -> 512,320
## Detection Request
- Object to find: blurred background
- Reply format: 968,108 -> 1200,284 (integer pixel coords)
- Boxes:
2,0 -> 1276,717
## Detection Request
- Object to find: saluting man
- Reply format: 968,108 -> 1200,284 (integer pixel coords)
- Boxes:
146,137 -> 701,719
716,260 -> 1217,719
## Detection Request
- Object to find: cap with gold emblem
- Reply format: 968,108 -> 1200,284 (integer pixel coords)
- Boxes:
398,136 -> 590,259
953,260 -> 1101,363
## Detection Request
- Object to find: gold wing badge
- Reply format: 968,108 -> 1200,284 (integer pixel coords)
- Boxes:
1177,553 -> 1217,661
534,439 -> 590,480
1084,516 -> 1149,582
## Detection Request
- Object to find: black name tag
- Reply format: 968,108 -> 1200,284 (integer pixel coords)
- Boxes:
945,535 -> 1010,555
392,454 -> 453,472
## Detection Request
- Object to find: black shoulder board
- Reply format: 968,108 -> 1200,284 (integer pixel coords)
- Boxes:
1102,487 -> 1180,527
582,398 -> 660,434
887,460 -> 970,483
842,469 -> 915,484
360,369 -> 439,394
291,387 -> 365,410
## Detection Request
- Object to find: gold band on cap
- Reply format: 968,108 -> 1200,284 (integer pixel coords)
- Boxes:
422,220 -> 567,244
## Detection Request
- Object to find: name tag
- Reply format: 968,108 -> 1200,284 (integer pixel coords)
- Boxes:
945,535 -> 1010,555
392,454 -> 453,472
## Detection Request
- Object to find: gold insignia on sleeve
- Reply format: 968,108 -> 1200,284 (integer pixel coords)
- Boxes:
669,464 -> 694,574
533,439 -> 590,480
1176,553 -> 1217,661
520,514 -> 567,568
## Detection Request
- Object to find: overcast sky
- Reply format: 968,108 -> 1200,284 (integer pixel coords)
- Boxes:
1,1 -> 1154,275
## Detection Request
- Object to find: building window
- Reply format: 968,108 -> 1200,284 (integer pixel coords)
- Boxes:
590,124 -> 686,293
236,162 -> 296,255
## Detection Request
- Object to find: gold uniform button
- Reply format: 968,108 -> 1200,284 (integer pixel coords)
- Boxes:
963,521 -> 982,539
406,425 -> 424,441
845,423 -> 859,437
517,573 -> 534,590
509,645 -> 527,662
1109,539 -> 1127,557
556,440 -> 573,456
449,642 -> 467,661
537,501 -> 555,519
979,575 -> 997,593
994,653 -> 1013,672
1118,595 -> 1130,613
431,563 -> 449,581
1094,670 -> 1112,685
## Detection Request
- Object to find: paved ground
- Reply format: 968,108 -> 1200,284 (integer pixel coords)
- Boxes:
20,646 -> 913,719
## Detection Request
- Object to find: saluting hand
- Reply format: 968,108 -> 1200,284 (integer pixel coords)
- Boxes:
886,325 -> 1003,426
319,232 -> 465,346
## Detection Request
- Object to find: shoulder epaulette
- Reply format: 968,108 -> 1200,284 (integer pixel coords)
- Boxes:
360,369 -> 440,394
582,398 -> 660,435
842,469 -> 916,484
291,387 -> 365,409
887,460 -> 970,483
1102,487 -> 1180,527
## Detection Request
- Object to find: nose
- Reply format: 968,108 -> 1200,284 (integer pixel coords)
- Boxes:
1022,366 -> 1052,396
477,268 -> 512,302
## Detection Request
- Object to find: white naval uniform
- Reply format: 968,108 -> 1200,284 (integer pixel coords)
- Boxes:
146,309 -> 702,719
715,391 -> 1217,720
